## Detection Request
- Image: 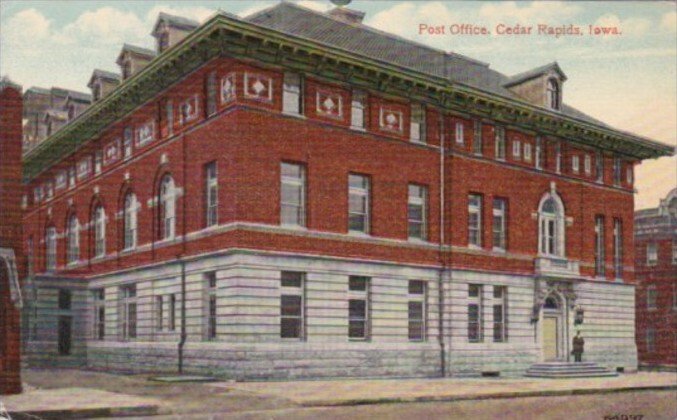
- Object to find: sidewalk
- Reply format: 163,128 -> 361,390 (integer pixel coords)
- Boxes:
208,372 -> 677,406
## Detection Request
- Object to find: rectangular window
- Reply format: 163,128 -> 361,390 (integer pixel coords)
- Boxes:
120,284 -> 137,340
410,103 -> 426,143
572,155 -> 580,173
348,174 -> 370,234
468,284 -> 483,342
351,90 -> 366,130
673,240 -> 677,265
55,170 -> 67,190
94,151 -> 103,174
408,280 -> 426,341
494,127 -> 505,160
155,295 -> 163,331
523,143 -> 532,162
492,198 -> 507,251
535,137 -> 544,170
613,157 -> 622,186
123,127 -> 133,159
468,194 -> 482,247
584,154 -> 592,175
93,289 -> 105,340
348,276 -> 370,340
613,218 -> 623,279
68,166 -> 76,188
58,289 -> 71,310
646,285 -> 657,310
77,156 -> 92,180
493,286 -> 507,343
283,72 -> 303,115
206,71 -> 217,117
204,272 -> 217,340
408,184 -> 427,240
280,271 -> 304,339
646,328 -> 655,353
555,142 -> 562,174
46,227 -> 56,271
595,215 -> 606,277
647,242 -> 658,266
627,165 -> 634,186
455,122 -> 464,145
179,96 -> 199,125
512,140 -> 521,159
169,294 -> 176,331
205,161 -> 218,227
473,120 -> 483,155
596,151 -> 604,183
280,162 -> 306,226
166,100 -> 174,137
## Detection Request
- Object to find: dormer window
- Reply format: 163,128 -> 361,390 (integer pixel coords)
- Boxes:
93,82 -> 102,102
122,60 -> 132,80
547,78 -> 560,111
158,31 -> 169,53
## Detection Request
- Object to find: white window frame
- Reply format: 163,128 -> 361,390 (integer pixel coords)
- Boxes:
280,271 -> 305,340
455,122 -> 464,145
408,280 -> 427,342
55,170 -> 67,190
119,284 -> 137,340
136,121 -> 155,147
646,242 -> 658,266
538,193 -> 565,257
584,154 -> 592,175
68,166 -> 76,189
179,95 -> 199,125
523,143 -> 532,162
408,184 -> 427,241
94,151 -> 103,175
494,127 -> 505,160
492,198 -> 507,251
123,127 -> 133,159
93,289 -> 105,340
123,192 -> 138,250
468,194 -> 482,248
473,120 -> 483,155
535,137 -> 543,170
45,226 -> 57,271
204,272 -> 217,340
104,139 -> 121,166
468,284 -> 483,343
160,175 -> 176,240
94,205 -> 106,258
205,162 -> 218,227
672,240 -> 677,265
66,215 -> 80,265
555,142 -> 562,174
350,90 -> 366,130
512,139 -> 521,159
613,156 -> 622,186
627,165 -> 634,186
348,174 -> 370,234
221,73 -> 236,104
206,71 -> 217,117
410,103 -> 426,143
155,295 -> 164,332
572,155 -> 580,173
77,156 -> 92,181
613,218 -> 623,279
596,151 -> 604,183
283,72 -> 303,115
280,162 -> 306,227
348,276 -> 370,340
493,286 -> 507,343
595,215 -> 606,277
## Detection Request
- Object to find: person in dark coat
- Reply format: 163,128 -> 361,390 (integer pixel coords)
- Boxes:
572,330 -> 585,362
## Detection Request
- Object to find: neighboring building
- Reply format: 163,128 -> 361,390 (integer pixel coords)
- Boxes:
22,86 -> 92,153
634,188 -> 677,371
19,4 -> 674,379
1,77 -> 25,395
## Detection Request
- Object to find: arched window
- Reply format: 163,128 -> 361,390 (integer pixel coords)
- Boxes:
538,192 -> 565,257
93,205 -> 106,258
45,225 -> 57,271
66,214 -> 80,264
123,192 -> 137,250
547,79 -> 560,110
544,296 -> 559,310
159,175 -> 176,240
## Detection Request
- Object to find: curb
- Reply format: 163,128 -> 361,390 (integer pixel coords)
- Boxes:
300,385 -> 677,407
8,404 -> 159,419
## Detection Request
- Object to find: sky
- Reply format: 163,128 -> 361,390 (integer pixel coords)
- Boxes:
1,0 -> 675,209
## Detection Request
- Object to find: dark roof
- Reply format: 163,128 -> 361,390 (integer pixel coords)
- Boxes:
245,3 -> 605,127
504,62 -> 567,87
24,86 -> 51,96
66,91 -> 92,103
88,69 -> 121,88
118,43 -> 156,61
152,12 -> 199,35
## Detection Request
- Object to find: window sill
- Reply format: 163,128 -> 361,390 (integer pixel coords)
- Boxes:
280,223 -> 308,231
492,247 -> 506,253
348,231 -> 371,238
410,139 -> 427,146
282,111 -> 306,120
468,244 -> 483,251
350,126 -> 367,132
407,237 -> 430,244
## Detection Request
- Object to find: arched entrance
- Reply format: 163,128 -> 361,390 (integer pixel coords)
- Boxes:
542,292 -> 565,361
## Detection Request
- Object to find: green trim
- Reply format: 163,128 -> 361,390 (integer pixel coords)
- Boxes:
23,12 -> 673,182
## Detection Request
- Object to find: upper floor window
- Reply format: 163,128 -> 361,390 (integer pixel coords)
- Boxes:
206,71 -> 217,117
492,198 -> 507,251
68,166 -> 76,189
613,218 -> 623,279
205,162 -> 218,228
123,127 -> 133,159
94,151 -> 103,175
93,205 -> 106,258
535,137 -> 544,170
159,175 -> 176,240
350,90 -> 366,130
468,194 -> 482,248
523,143 -> 532,162
92,83 -> 102,102
494,127 -> 506,160
572,155 -> 580,174
122,60 -> 132,80
179,96 -> 199,125
547,78 -> 560,110
165,100 -> 174,137
455,122 -> 464,145
646,285 -> 657,310
280,162 -> 306,227
538,192 -> 565,257
348,174 -> 370,234
282,72 -> 303,115
613,156 -> 622,187
45,226 -> 57,271
596,151 -> 604,183
408,184 -> 427,241
66,214 -> 80,265
123,192 -> 138,250
627,166 -> 634,186
555,142 -> 562,174
473,120 -> 483,155
594,215 -> 606,277
410,103 -> 426,143
584,154 -> 592,176
512,140 -> 521,160
646,242 -> 657,266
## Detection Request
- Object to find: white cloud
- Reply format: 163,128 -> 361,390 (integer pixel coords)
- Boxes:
2,8 -> 52,49
479,1 -> 581,24
660,11 -> 677,32
144,5 -> 216,26
295,1 -> 332,13
238,2 -> 275,18
62,7 -> 147,47
592,14 -> 650,37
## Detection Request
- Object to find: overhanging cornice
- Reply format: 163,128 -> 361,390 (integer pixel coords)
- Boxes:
23,12 -> 674,182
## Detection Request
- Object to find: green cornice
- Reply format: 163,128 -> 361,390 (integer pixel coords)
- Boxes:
23,12 -> 674,182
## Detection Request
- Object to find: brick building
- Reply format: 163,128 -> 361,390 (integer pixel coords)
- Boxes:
18,4 -> 674,379
1,78 -> 25,394
634,188 -> 677,370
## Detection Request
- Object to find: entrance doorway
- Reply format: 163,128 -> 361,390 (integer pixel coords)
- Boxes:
58,315 -> 72,355
542,294 -> 565,361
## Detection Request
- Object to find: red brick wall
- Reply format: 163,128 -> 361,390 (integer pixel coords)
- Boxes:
0,83 -> 23,395
22,57 -> 637,285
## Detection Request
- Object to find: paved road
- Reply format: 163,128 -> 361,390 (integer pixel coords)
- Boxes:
120,390 -> 676,420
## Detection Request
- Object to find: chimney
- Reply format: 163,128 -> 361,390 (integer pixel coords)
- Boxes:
328,7 -> 365,24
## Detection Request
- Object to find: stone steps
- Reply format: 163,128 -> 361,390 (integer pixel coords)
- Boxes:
525,362 -> 618,378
